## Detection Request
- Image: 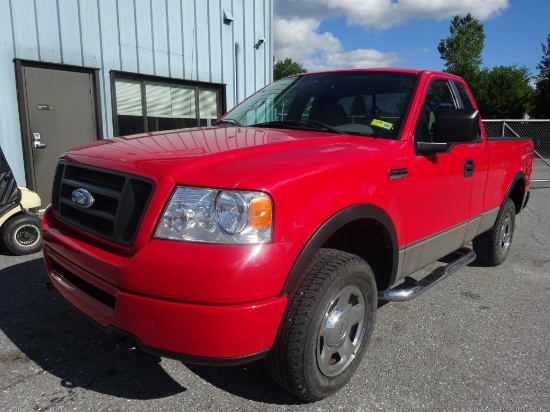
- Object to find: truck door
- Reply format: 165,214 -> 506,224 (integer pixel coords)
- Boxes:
402,76 -> 481,275
452,80 -> 488,239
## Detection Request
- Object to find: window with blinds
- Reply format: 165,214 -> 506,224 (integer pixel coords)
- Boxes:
113,75 -> 225,136
115,79 -> 144,136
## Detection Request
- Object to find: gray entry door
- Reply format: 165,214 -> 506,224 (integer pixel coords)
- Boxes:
23,66 -> 98,206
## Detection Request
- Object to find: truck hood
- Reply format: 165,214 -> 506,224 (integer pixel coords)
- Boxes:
64,126 -> 394,190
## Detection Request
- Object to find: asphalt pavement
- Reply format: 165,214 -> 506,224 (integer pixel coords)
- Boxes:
1,182 -> 549,411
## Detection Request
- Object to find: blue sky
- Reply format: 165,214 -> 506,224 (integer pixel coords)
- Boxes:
273,0 -> 548,77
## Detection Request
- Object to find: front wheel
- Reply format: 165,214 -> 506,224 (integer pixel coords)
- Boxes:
265,248 -> 377,401
473,198 -> 516,266
1,213 -> 43,255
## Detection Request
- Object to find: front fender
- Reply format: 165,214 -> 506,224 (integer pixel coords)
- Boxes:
281,204 -> 398,295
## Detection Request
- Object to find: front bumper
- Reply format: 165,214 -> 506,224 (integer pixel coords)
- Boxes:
42,210 -> 299,361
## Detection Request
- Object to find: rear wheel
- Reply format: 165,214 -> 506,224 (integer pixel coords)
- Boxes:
1,213 -> 43,255
265,248 -> 377,401
473,198 -> 515,266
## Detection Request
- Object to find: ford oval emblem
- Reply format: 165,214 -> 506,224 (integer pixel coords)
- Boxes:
71,188 -> 95,209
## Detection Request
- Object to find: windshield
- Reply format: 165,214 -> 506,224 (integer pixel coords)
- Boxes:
219,71 -> 418,139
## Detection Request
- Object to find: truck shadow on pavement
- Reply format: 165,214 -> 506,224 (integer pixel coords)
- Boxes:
184,362 -> 301,405
0,258 -> 185,400
0,257 -> 303,405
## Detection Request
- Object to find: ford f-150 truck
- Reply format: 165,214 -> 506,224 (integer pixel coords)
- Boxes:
42,69 -> 533,401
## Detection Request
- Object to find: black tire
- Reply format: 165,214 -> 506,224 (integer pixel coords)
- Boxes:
473,198 -> 516,266
265,248 -> 377,401
1,213 -> 43,255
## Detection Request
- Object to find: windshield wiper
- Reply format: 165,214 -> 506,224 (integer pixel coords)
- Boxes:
249,120 -> 346,134
303,120 -> 346,134
214,118 -> 242,127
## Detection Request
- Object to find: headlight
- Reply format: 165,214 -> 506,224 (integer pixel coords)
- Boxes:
215,191 -> 248,234
154,187 -> 273,244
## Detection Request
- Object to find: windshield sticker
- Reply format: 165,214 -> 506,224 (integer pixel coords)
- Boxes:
371,119 -> 394,130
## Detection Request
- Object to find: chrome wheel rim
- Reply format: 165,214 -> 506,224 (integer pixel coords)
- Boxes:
317,285 -> 367,377
499,212 -> 512,255
15,224 -> 40,247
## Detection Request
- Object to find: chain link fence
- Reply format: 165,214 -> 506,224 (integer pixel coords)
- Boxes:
483,120 -> 550,183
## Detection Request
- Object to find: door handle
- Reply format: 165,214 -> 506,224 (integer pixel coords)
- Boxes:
32,132 -> 46,149
464,159 -> 475,177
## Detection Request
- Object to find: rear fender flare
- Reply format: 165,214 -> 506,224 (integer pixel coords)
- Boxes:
503,171 -> 526,212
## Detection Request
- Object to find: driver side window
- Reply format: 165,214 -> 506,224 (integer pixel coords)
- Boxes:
415,80 -> 457,143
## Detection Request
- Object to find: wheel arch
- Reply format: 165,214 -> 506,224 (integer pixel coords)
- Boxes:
504,171 -> 526,213
281,204 -> 398,296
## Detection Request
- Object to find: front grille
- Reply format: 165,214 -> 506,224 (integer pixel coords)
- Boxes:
52,162 -> 154,247
51,259 -> 116,309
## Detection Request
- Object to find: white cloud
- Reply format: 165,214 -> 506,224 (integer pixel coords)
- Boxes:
274,18 -> 400,71
327,0 -> 509,29
275,0 -> 510,28
273,0 -> 510,71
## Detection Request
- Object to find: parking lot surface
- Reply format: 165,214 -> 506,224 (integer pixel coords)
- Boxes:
1,183 -> 549,411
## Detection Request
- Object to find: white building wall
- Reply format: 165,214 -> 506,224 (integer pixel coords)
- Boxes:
0,0 -> 272,185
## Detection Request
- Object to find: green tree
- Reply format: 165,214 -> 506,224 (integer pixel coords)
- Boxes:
475,65 -> 533,119
438,14 -> 533,119
274,58 -> 307,81
532,34 -> 550,118
438,13 -> 485,86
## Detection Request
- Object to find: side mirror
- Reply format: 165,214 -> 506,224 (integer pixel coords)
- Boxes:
432,109 -> 480,144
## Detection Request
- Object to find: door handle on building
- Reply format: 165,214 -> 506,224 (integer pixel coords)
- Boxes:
32,132 -> 47,149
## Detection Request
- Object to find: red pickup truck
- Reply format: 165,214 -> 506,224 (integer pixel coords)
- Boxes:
42,69 -> 533,401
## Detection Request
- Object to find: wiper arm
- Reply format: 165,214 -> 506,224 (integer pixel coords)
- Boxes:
249,120 -> 346,134
302,120 -> 346,134
214,118 -> 242,127
249,121 -> 296,128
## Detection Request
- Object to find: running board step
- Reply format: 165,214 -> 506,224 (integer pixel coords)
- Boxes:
379,247 -> 476,302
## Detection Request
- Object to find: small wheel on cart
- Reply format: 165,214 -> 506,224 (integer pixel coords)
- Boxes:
1,213 -> 43,255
